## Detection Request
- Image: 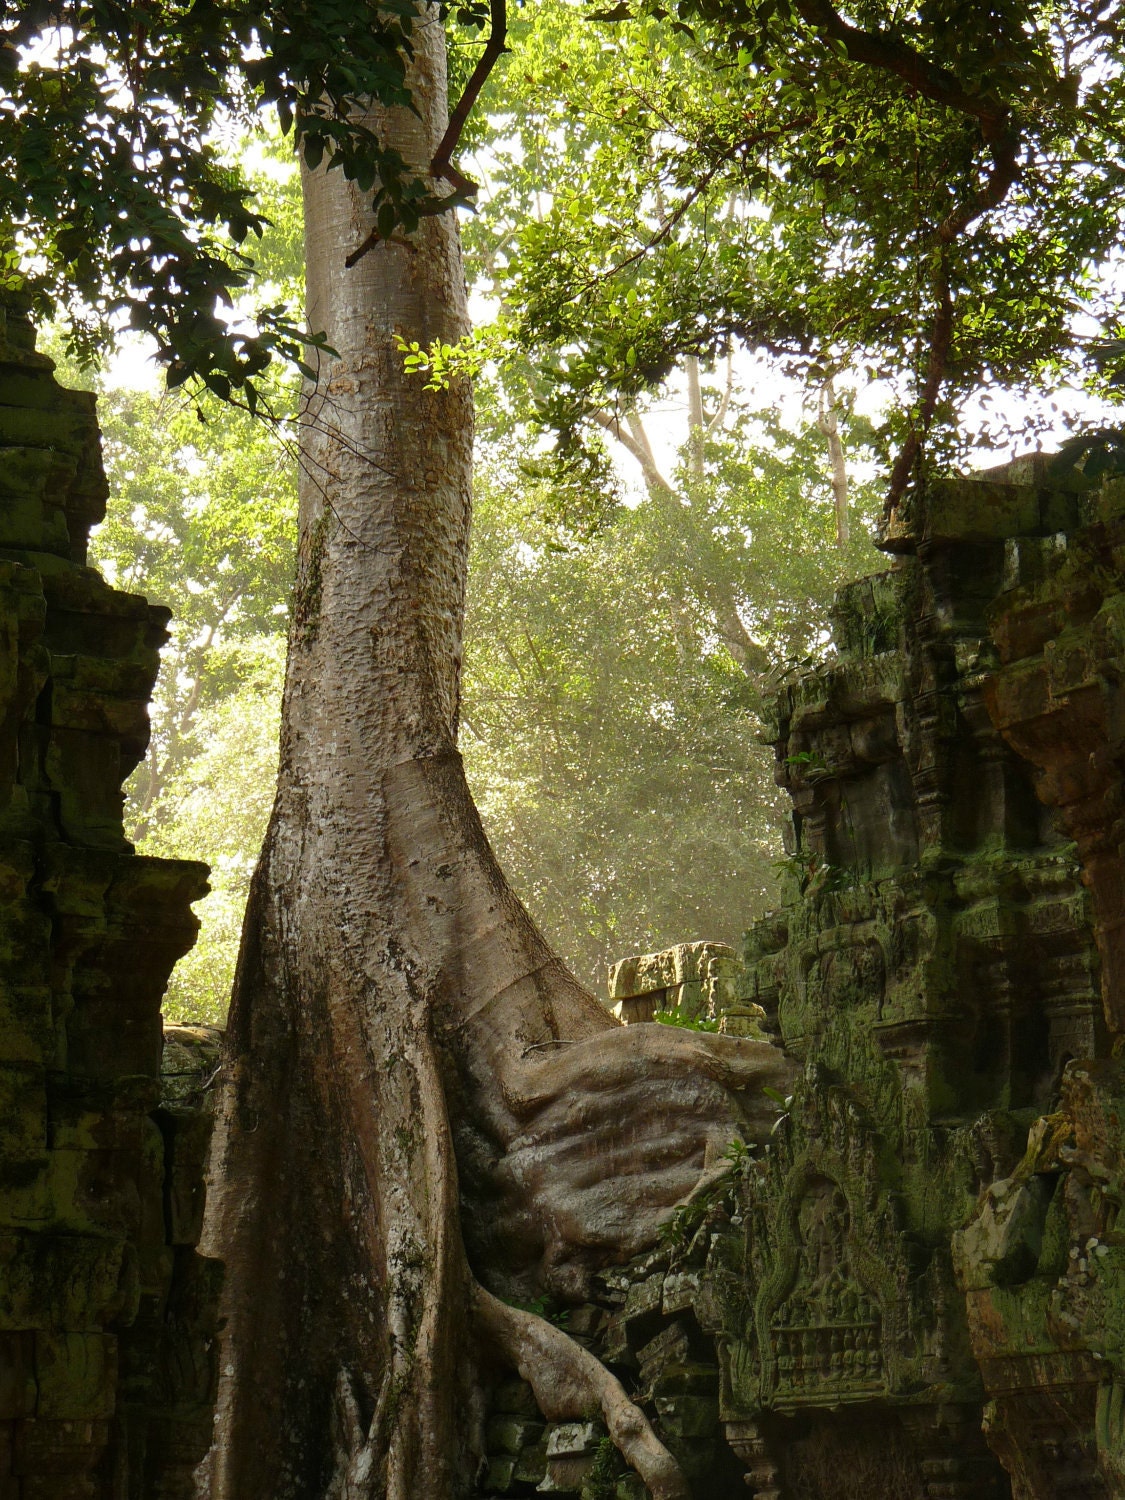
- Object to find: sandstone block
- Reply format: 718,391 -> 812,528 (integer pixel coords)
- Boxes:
545,1421 -> 601,1457
0,1232 -> 130,1331
491,1377 -> 540,1417
482,1453 -> 516,1492
34,1333 -> 117,1420
654,1394 -> 719,1439
486,1414 -> 543,1456
513,1438 -> 548,1485
0,1333 -> 35,1417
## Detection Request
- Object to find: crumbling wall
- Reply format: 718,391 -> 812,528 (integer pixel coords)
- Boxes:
937,459 -> 1125,1496
477,457 -> 1125,1500
0,297 -> 220,1500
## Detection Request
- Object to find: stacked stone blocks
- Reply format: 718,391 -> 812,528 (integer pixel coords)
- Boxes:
478,457 -> 1125,1499
0,297 -> 219,1500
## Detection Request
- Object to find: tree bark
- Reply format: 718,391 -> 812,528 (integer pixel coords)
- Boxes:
816,377 -> 849,549
200,12 -> 793,1498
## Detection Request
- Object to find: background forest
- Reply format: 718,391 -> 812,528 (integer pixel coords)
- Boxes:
53,3 -> 891,1020
36,0 -> 1121,1020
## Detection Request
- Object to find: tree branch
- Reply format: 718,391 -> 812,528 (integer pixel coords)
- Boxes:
591,410 -> 770,677
686,355 -> 705,480
885,246 -> 954,513
705,348 -> 734,436
592,408 -> 676,494
431,0 -> 507,195
816,375 -> 849,547
936,128 -> 1021,243
344,0 -> 511,277
785,0 -> 1023,514
790,0 -> 1008,134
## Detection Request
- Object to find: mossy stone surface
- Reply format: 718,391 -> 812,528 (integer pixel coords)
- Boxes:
0,297 -> 219,1500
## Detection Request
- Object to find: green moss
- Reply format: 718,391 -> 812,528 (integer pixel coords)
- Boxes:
294,510 -> 331,646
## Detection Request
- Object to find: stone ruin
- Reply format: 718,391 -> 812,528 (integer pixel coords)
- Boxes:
5,294 -> 1125,1498
476,458 -> 1125,1499
607,943 -> 768,1035
0,299 -> 221,1500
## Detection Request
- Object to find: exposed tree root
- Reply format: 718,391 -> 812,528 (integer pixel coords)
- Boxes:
472,1283 -> 692,1500
467,1022 -> 796,1299
328,1368 -> 384,1500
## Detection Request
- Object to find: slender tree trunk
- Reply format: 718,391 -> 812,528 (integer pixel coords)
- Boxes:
201,13 -> 792,1498
817,377 -> 849,548
686,354 -> 705,479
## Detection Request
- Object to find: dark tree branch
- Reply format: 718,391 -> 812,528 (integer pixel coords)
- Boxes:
785,0 -> 1025,513
936,128 -> 1021,242
790,0 -> 1009,136
343,229 -> 417,269
344,0 -> 507,269
885,246 -> 954,512
431,0 -> 508,194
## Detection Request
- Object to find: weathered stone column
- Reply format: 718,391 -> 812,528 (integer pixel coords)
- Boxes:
0,296 -> 220,1500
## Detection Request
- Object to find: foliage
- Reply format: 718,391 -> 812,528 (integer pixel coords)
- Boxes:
461,462 -> 783,991
773,849 -> 852,897
1050,425 -> 1125,482
79,356 -> 878,1019
29,132 -> 301,1021
72,350 -> 296,1021
461,0 -> 1125,494
461,406 -> 879,992
90,378 -> 296,834
140,639 -> 284,1023
0,0 -> 475,402
582,1437 -> 623,1500
27,3 -> 896,1021
652,1009 -> 720,1033
506,1293 -> 570,1328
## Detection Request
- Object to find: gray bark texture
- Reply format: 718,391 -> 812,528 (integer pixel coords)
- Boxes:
200,11 -> 793,1498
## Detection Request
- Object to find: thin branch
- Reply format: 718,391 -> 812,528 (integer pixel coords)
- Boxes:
686,355 -> 705,480
816,375 -> 849,548
625,410 -> 661,472
343,0 -> 507,270
593,412 -> 770,677
885,246 -> 954,512
705,349 -> 735,436
592,408 -> 676,495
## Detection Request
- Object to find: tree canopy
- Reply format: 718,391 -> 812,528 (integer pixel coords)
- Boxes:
29,0 -> 1125,1015
445,0 -> 1125,500
7,0 -> 1125,486
0,0 -> 482,402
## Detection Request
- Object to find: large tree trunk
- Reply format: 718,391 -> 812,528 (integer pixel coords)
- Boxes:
200,12 -> 792,1498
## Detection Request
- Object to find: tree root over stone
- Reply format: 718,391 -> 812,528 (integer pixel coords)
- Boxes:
472,1283 -> 692,1500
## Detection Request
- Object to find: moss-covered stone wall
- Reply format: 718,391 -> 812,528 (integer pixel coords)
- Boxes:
0,298 -> 220,1500
477,457 -> 1125,1500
